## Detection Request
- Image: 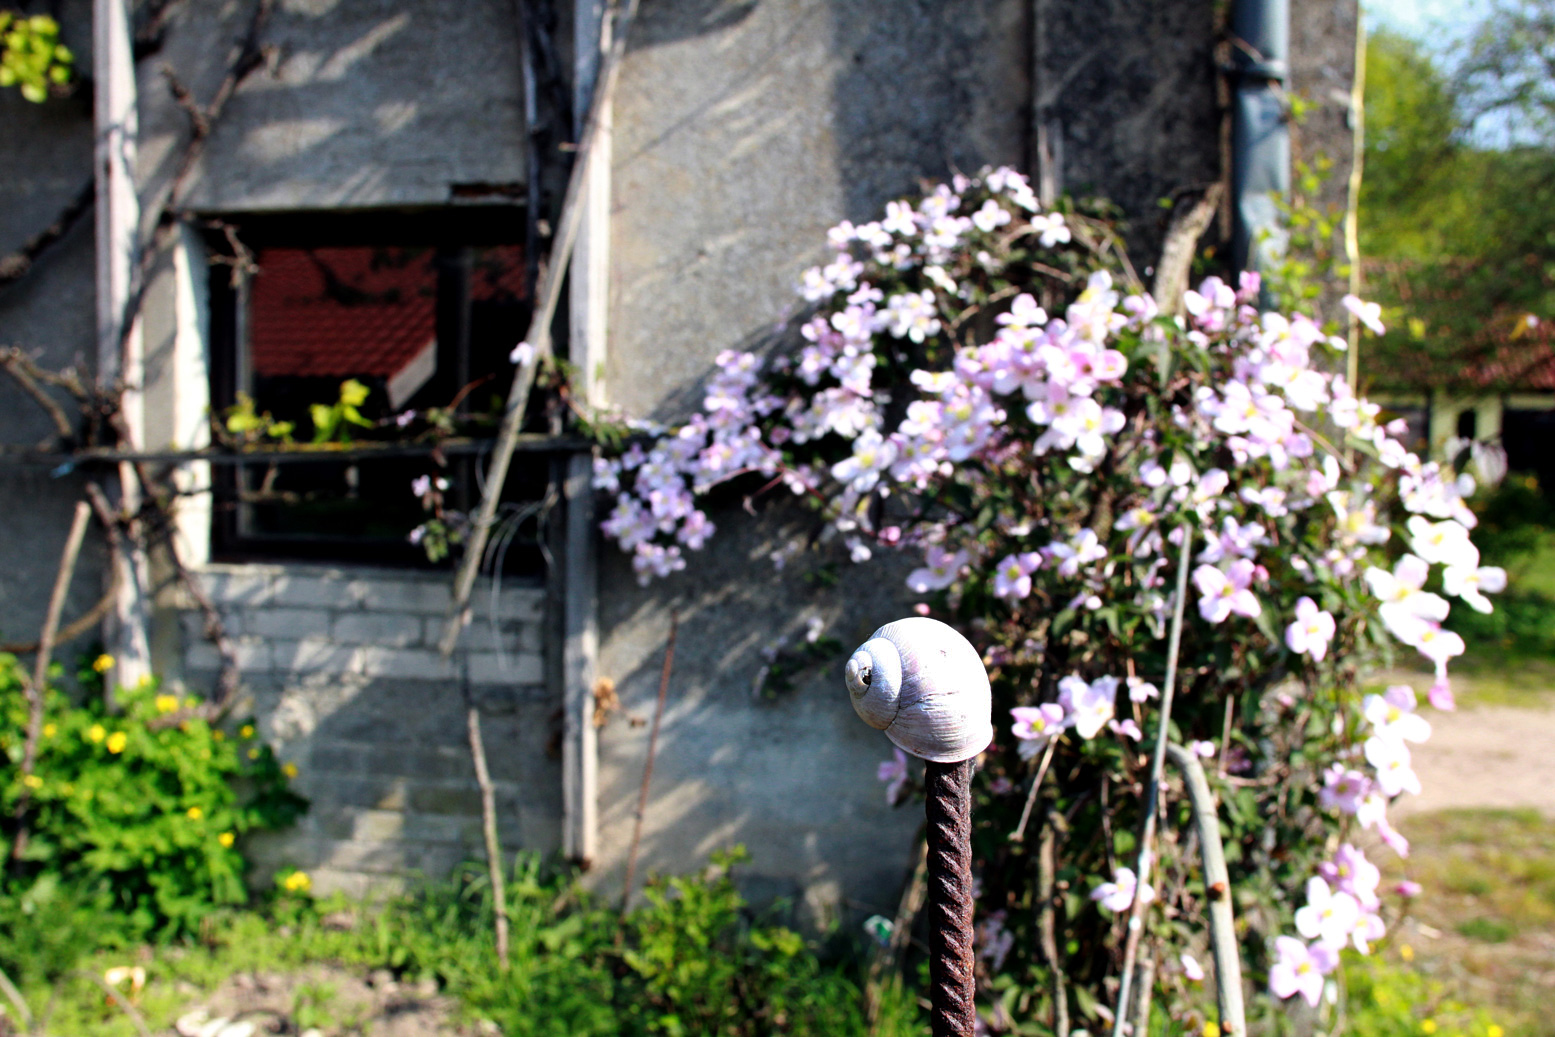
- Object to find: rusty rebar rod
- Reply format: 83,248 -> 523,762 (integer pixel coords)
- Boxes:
846,618 -> 991,1037
924,758 -> 977,1037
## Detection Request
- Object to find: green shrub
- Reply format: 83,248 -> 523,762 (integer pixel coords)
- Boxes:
65,849 -> 919,1037
0,654 -> 305,982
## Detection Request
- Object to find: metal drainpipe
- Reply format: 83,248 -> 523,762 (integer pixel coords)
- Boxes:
1229,0 -> 1290,281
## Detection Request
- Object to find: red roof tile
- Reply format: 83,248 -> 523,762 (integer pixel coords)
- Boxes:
249,245 -> 525,381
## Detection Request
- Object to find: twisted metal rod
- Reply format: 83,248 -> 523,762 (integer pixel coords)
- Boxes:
924,758 -> 976,1037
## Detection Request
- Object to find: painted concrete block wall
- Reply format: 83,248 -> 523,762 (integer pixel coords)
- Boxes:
178,564 -> 557,896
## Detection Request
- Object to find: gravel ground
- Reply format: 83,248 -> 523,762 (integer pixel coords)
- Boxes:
1395,704 -> 1555,818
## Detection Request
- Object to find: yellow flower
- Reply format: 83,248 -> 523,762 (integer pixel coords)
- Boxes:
103,965 -> 145,997
1488,1027 -> 1504,1037
282,871 -> 312,893
106,731 -> 127,754
22,774 -> 43,790
42,723 -> 56,738
186,806 -> 203,820
135,674 -> 153,690
155,694 -> 179,713
1422,1021 -> 1438,1035
1400,944 -> 1415,962
92,654 -> 114,673
282,762 -> 299,779
1203,1022 -> 1220,1037
213,730 -> 224,741
247,747 -> 260,760
240,724 -> 255,739
87,723 -> 105,744
218,831 -> 235,848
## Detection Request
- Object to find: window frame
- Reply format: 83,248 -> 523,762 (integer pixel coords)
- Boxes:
205,206 -> 543,570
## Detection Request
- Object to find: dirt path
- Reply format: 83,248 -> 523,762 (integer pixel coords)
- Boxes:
1395,705 -> 1555,818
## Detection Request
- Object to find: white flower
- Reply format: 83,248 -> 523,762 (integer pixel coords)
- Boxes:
1091,866 -> 1154,913
1294,877 -> 1361,948
1364,735 -> 1423,798
1285,597 -> 1336,662
1406,516 -> 1479,569
1442,563 -> 1507,614
1341,294 -> 1385,335
1362,687 -> 1431,744
1058,675 -> 1116,739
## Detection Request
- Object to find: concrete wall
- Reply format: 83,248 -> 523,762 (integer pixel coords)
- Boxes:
0,0 -> 105,650
180,565 -> 554,896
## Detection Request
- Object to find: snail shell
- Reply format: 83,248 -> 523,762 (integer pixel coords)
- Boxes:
844,617 -> 993,763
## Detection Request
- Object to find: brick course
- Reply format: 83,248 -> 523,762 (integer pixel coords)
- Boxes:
180,564 -> 555,895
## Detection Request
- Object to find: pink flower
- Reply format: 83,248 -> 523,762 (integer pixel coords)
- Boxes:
1394,879 -> 1423,898
1193,560 -> 1261,624
1318,844 -> 1381,911
1319,763 -> 1373,816
877,747 -> 909,806
1268,936 -> 1338,1007
1443,562 -> 1507,614
1108,717 -> 1143,740
907,546 -> 969,593
1010,703 -> 1067,748
975,910 -> 1015,970
1181,953 -> 1205,982
1362,687 -> 1431,744
1427,675 -> 1456,711
1285,596 -> 1336,661
1376,813 -> 1411,858
1126,677 -> 1159,702
993,551 -> 1043,600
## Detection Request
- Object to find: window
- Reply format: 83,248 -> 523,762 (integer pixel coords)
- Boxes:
207,208 -> 548,570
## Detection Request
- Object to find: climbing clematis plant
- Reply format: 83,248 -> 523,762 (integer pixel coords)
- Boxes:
592,168 -> 1497,1032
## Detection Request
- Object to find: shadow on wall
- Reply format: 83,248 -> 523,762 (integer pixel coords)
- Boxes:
593,495 -> 926,930
142,0 -> 529,213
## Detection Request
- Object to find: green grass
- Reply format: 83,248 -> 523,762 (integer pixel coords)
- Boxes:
1495,529 -> 1555,599
1388,809 -> 1555,1037
1366,659 -> 1555,710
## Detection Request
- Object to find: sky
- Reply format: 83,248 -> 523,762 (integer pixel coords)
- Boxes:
1364,0 -> 1491,51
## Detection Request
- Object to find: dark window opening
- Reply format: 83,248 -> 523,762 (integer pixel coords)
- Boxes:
1456,408 -> 1478,440
206,209 -> 549,571
1502,407 -> 1555,498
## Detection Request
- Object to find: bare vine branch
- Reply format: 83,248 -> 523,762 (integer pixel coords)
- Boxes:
0,179 -> 95,290
0,346 -> 77,446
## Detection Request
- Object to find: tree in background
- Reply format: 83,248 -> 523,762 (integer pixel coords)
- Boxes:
1360,21 -> 1555,394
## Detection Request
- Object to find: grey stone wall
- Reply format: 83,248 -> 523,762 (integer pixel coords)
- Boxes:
1035,0 -> 1221,261
0,0 -> 104,650
180,565 -> 556,896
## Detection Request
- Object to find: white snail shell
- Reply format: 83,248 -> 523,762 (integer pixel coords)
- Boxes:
844,617 -> 993,763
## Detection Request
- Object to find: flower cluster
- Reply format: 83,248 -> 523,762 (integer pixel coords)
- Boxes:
594,169 -> 1498,1025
